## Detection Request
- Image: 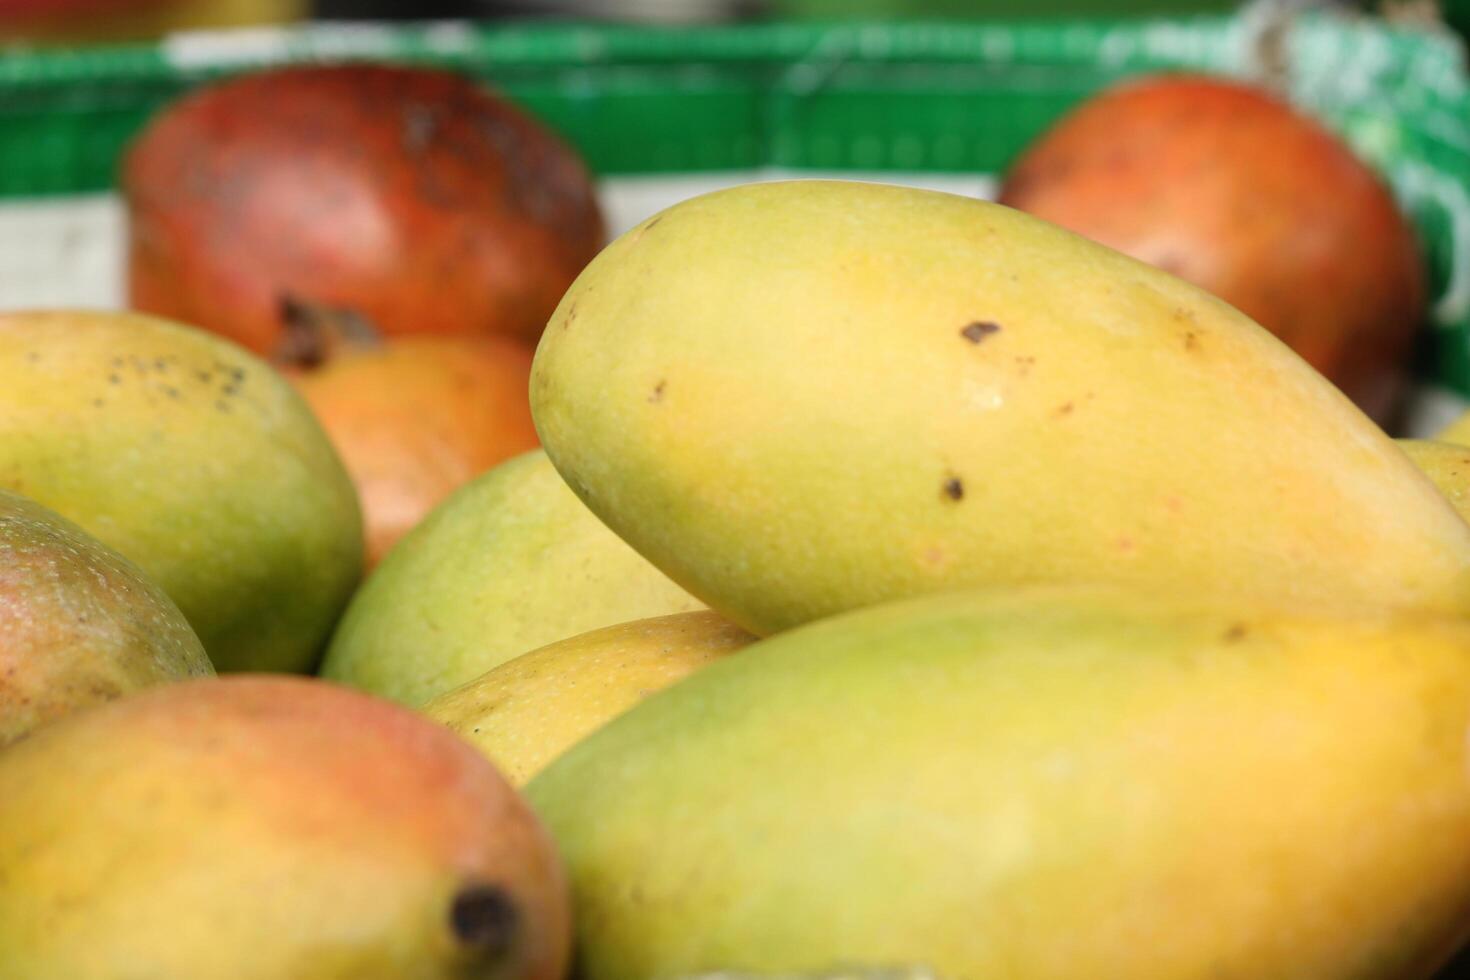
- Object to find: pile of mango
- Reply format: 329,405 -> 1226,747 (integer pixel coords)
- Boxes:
9,176 -> 1470,979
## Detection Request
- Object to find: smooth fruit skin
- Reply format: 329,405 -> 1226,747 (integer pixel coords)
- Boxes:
998,74 -> 1425,423
0,310 -> 362,673
288,335 -> 541,569
321,449 -> 703,707
425,610 -> 752,785
124,64 -> 605,356
529,588 -> 1470,980
0,676 -> 570,980
1400,439 -> 1470,524
530,180 -> 1470,636
0,488 -> 211,746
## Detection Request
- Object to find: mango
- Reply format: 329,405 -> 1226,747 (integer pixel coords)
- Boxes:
1400,439 -> 1470,524
529,588 -> 1470,979
321,449 -> 703,706
0,310 -> 361,672
0,488 -> 211,746
0,675 -> 570,979
530,180 -> 1470,634
425,610 -> 752,784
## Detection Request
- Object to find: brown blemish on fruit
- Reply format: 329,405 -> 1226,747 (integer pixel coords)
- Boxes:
1183,331 -> 1199,352
960,321 -> 1001,344
1223,623 -> 1248,643
648,380 -> 666,403
942,477 -> 964,501
449,884 -> 518,956
1054,401 -> 1075,417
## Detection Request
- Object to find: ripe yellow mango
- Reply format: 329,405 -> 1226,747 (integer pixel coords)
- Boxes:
531,181 -> 1470,634
529,588 -> 1470,979
1400,439 -> 1470,524
0,310 -> 361,672
425,611 -> 752,784
321,450 -> 704,706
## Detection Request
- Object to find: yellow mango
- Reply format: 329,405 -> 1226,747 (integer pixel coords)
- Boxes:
1401,438 -> 1470,524
531,180 -> 1470,634
425,611 -> 752,785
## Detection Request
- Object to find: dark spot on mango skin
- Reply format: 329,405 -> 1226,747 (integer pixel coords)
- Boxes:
1183,331 -> 1199,352
449,884 -> 518,956
1054,402 -> 1074,417
960,321 -> 1001,344
648,380 -> 666,403
1223,623 -> 1249,643
942,477 -> 964,501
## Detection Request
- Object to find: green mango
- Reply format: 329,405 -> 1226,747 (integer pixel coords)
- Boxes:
0,310 -> 361,673
0,488 -> 211,746
321,449 -> 703,706
530,588 -> 1470,980
530,180 -> 1470,635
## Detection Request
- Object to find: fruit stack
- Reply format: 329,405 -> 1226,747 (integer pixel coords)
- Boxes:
5,59 -> 1470,980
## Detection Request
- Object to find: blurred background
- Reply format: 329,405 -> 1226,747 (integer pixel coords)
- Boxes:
0,0 -> 1463,40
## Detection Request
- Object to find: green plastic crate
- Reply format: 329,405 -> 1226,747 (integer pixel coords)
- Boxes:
2,13 -> 1469,424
